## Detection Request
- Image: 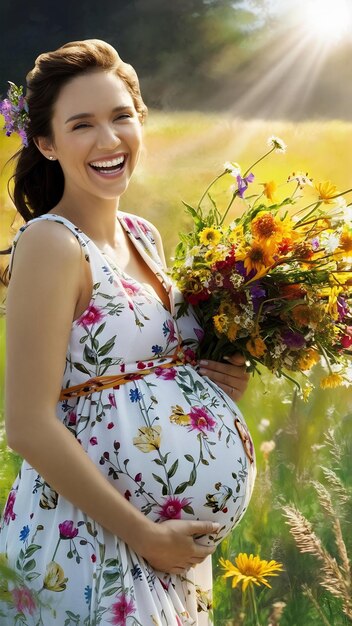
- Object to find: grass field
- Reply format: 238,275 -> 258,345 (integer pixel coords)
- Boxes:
1,113 -> 352,625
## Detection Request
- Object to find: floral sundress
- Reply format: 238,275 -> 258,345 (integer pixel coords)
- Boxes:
0,210 -> 256,625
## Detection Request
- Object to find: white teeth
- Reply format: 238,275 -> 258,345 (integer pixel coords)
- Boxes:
90,156 -> 125,167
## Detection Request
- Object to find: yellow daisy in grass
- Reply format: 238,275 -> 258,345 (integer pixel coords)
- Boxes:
261,180 -> 277,202
246,335 -> 267,357
133,426 -> 161,453
315,180 -> 339,204
213,313 -> 229,334
219,554 -> 284,591
236,239 -> 276,275
320,373 -> 344,389
199,227 -> 222,247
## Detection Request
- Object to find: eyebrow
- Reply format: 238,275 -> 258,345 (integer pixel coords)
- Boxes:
65,105 -> 134,124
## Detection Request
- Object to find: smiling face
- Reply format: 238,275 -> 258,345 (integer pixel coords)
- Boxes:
38,70 -> 143,202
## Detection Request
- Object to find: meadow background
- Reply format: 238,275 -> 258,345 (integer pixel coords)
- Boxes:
1,115 -> 352,625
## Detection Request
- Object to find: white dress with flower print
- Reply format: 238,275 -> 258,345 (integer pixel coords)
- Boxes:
0,211 -> 256,626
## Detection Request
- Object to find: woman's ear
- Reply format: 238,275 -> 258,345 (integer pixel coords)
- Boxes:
33,136 -> 57,161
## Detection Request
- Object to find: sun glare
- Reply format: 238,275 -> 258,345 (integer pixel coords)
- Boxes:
301,0 -> 352,45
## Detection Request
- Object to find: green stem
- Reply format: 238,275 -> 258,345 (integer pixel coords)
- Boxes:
219,191 -> 239,226
249,584 -> 261,626
197,172 -> 226,209
243,147 -> 275,178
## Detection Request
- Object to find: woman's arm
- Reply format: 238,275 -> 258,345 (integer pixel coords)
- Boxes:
5,221 -> 217,573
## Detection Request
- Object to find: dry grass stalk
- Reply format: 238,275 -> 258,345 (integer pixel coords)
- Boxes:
320,466 -> 349,505
311,481 -> 351,581
282,505 -> 352,619
324,429 -> 342,464
301,584 -> 331,626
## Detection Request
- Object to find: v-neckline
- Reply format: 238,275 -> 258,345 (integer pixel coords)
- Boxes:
46,211 -> 174,316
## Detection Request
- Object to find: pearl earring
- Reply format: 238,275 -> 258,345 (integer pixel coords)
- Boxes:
49,156 -> 55,161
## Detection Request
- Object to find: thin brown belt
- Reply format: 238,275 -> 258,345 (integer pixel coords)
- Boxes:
59,359 -> 185,400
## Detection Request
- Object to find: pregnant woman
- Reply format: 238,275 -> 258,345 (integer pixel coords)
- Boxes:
0,39 -> 256,625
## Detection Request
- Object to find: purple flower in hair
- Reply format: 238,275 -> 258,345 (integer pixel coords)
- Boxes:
0,81 -> 29,147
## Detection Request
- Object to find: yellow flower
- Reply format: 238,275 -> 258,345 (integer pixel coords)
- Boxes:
246,335 -> 267,357
236,240 -> 276,275
169,405 -> 191,426
326,286 -> 343,318
199,227 -> 222,247
133,426 -> 161,452
261,180 -> 277,202
213,313 -> 229,334
339,228 -> 352,254
320,373 -> 344,389
228,224 -> 244,244
204,249 -> 223,264
296,348 -> 320,371
219,553 -> 284,592
43,561 -> 68,592
315,181 -> 339,204
302,383 -> 314,401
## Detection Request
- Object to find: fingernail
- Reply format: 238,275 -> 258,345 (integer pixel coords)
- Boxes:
200,360 -> 208,366
212,523 -> 220,531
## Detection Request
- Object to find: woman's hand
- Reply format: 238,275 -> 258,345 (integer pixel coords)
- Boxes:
137,519 -> 219,574
198,352 -> 250,402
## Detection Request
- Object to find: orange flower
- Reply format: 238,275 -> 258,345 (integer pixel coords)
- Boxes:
227,323 -> 239,341
252,212 -> 284,242
262,180 -> 277,202
246,335 -> 267,357
296,348 -> 320,371
339,229 -> 352,254
291,304 -> 323,329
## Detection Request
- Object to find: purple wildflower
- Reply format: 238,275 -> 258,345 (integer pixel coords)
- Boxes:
281,329 -> 306,350
236,172 -> 255,198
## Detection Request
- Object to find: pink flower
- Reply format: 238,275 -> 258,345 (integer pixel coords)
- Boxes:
163,319 -> 177,342
91,554 -> 97,563
11,587 -> 36,615
108,393 -> 116,408
123,216 -> 141,239
107,421 -> 115,429
341,327 -> 352,349
120,278 -> 140,296
157,496 -> 192,520
108,594 -> 136,625
90,437 -> 98,446
189,406 -> 216,433
135,473 -> 142,482
155,366 -> 177,380
58,520 -> 79,539
68,411 -> 77,425
77,303 -> 105,327
4,490 -> 17,524
137,361 -> 147,369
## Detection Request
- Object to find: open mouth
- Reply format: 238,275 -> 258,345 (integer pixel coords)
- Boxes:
88,154 -> 127,176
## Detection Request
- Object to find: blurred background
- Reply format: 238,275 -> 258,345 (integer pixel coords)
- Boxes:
1,1 -> 352,624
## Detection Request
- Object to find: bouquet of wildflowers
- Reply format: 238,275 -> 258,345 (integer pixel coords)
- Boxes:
169,137 -> 352,395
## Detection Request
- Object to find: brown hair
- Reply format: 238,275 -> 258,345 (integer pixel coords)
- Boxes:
0,38 -> 148,287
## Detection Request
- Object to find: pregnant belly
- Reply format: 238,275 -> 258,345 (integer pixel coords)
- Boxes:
87,365 -> 257,545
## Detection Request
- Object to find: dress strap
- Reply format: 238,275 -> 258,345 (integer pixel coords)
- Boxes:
8,214 -> 91,280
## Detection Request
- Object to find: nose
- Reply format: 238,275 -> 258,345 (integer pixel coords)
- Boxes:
96,123 -> 122,150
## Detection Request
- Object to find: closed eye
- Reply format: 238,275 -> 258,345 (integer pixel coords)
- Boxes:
73,114 -> 132,130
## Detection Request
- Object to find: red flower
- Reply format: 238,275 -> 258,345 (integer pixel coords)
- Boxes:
58,520 -> 79,539
77,303 -> 105,327
157,496 -> 192,520
90,437 -> 98,446
135,473 -> 142,482
137,361 -> 147,369
3,490 -> 17,524
107,422 -> 115,429
108,594 -> 136,625
11,587 -> 36,616
189,406 -> 216,433
108,393 -> 116,408
68,411 -> 77,425
187,290 -> 210,305
341,333 -> 352,349
124,490 -> 132,501
155,367 -> 177,380
91,554 -> 97,563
